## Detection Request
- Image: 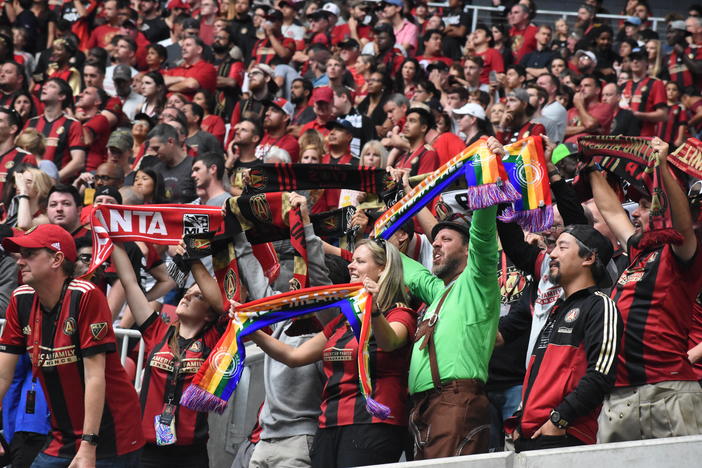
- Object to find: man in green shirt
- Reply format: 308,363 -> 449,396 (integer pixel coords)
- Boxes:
403,139 -> 502,459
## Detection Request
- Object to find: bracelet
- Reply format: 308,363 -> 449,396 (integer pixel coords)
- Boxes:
547,169 -> 560,179
16,195 -> 29,200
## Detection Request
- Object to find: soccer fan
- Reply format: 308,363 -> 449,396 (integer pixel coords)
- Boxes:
147,124 -> 196,204
525,84 -> 559,142
182,102 -> 222,155
198,0 -> 219,45
105,35 -> 138,97
162,37 -> 217,99
74,87 -> 113,173
601,82 -> 640,136
508,3 -> 538,63
225,119 -> 263,195
25,78 -> 85,182
512,225 -> 621,451
190,152 -> 230,207
536,73 -> 567,142
416,29 -> 453,69
0,107 -> 36,196
112,65 -> 144,121
139,0 -> 169,43
404,136 -> 504,460
657,81 -> 689,147
46,184 -> 88,240
564,75 -> 614,143
442,0 -> 471,61
251,9 -> 295,65
378,0 -> 419,57
372,23 -> 404,75
85,0 -> 123,50
495,89 -> 545,144
0,62 -> 31,108
300,86 -> 335,136
228,63 -> 277,132
620,48 -> 667,137
392,107 -> 439,177
587,138 -> 702,441
666,19 -> 702,89
212,28 -> 244,119
0,224 -> 145,466
257,98 -> 300,162
331,85 -> 375,158
289,78 -> 315,129
469,24 -> 504,85
520,25 -> 558,80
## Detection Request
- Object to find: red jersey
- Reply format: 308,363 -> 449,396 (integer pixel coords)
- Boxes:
318,307 -> 416,428
0,147 -> 37,195
564,101 -> 615,143
378,48 -> 405,75
509,24 -> 538,63
393,144 -> 439,176
476,48 -> 505,84
496,121 -> 545,145
611,240 -> 702,387
657,104 -> 689,146
138,312 -> 226,446
0,280 -> 145,458
622,77 -> 666,137
85,24 -> 120,49
162,60 -> 218,97
251,34 -> 295,65
667,45 -> 702,89
24,113 -> 85,172
83,114 -> 111,172
202,114 -> 226,146
331,23 -> 351,45
300,119 -> 331,137
256,133 -> 300,163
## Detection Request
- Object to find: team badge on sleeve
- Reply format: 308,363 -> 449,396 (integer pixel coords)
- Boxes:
90,322 -> 108,341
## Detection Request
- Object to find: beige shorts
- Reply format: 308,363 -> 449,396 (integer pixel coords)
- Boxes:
597,380 -> 702,443
249,434 -> 315,468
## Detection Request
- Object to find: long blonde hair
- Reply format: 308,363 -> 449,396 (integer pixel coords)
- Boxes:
355,238 -> 409,313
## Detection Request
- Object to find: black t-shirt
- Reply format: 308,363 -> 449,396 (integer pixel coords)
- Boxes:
442,7 -> 472,60
611,108 -> 641,136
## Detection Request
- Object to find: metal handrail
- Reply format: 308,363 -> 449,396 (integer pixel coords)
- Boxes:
427,3 -> 666,32
0,319 -> 146,392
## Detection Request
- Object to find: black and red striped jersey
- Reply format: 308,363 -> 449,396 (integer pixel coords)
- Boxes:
612,240 -> 702,387
0,146 -> 37,194
0,279 -> 144,458
657,104 -> 689,146
24,113 -> 85,171
520,287 -> 621,445
138,312 -> 226,446
621,77 -> 667,137
318,307 -> 416,428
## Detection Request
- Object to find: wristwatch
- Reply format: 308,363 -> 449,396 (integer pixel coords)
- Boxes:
550,410 -> 569,429
81,433 -> 99,446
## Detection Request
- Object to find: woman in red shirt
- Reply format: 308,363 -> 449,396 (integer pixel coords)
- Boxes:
112,243 -> 227,468
249,239 -> 416,468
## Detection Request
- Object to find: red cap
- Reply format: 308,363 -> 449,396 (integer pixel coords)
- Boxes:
2,224 -> 77,262
270,97 -> 294,116
311,86 -> 333,104
167,0 -> 191,11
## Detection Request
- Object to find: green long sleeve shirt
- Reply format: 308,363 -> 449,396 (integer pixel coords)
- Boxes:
402,205 -> 500,394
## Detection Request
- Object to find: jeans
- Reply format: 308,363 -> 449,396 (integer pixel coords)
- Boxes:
31,449 -> 142,468
487,384 -> 523,452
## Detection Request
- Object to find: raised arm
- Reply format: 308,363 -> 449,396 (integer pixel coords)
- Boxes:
587,166 -> 636,250
111,243 -> 153,327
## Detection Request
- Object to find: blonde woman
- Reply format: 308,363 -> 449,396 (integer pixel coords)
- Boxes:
14,167 -> 51,230
645,39 -> 664,78
15,128 -> 59,181
249,238 -> 416,468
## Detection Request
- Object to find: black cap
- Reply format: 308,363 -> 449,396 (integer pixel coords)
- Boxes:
426,61 -> 449,73
94,185 -> 123,204
265,9 -> 283,21
338,38 -> 360,49
431,213 -> 471,242
373,22 -> 394,36
325,118 -> 354,133
563,224 -> 614,286
629,48 -> 648,61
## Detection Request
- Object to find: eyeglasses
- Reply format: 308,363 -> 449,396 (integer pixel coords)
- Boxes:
78,253 -> 92,264
248,70 -> 264,77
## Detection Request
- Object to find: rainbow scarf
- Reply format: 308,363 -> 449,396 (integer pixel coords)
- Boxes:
499,136 -> 554,232
180,284 -> 389,418
373,139 -> 520,239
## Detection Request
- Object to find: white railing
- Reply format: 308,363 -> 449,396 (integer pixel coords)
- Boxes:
427,3 -> 666,33
0,319 -> 146,392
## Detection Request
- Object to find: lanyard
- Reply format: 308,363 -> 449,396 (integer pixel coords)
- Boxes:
30,279 -> 71,379
163,331 -> 199,405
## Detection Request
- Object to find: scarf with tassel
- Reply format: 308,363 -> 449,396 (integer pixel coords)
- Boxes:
179,284 -> 388,418
373,138 -> 521,239
578,135 -> 683,249
499,136 -> 554,232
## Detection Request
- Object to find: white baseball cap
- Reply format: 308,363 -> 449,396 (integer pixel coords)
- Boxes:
321,2 -> 340,17
452,102 -> 486,120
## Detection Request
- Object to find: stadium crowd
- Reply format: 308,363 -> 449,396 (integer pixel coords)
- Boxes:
0,0 -> 698,467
